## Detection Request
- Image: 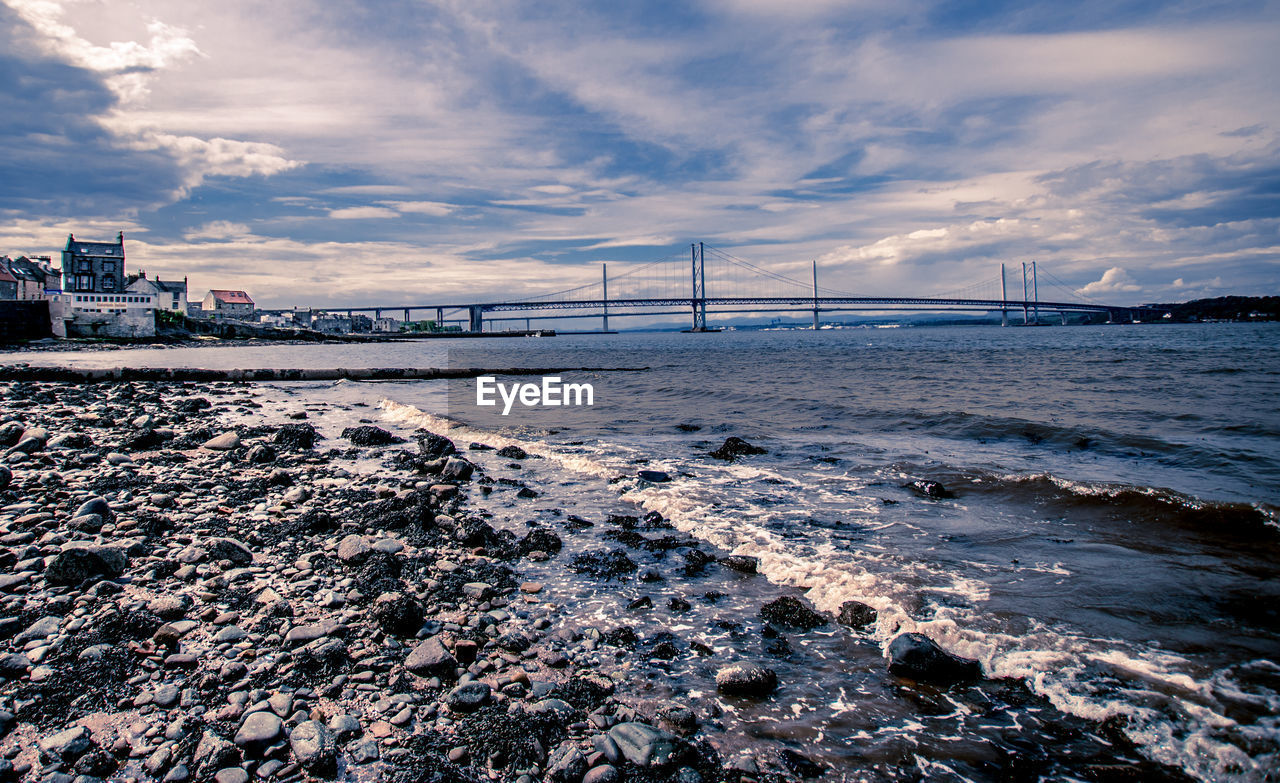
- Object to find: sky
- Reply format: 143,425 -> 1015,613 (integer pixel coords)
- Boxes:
1,0 -> 1277,311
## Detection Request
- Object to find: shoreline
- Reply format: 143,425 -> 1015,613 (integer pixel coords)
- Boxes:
0,378 -> 1196,782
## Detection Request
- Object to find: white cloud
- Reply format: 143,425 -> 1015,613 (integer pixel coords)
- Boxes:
183,221 -> 251,241
328,206 -> 401,220
383,201 -> 456,217
1077,267 -> 1141,296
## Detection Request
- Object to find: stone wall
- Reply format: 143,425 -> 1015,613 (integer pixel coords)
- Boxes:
64,308 -> 156,338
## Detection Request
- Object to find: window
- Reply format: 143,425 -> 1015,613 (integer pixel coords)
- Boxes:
103,277 -> 116,291
75,275 -> 92,290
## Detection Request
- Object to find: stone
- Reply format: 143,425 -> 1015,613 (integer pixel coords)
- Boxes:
404,637 -> 457,677
720,555 -> 758,574
203,432 -> 240,450
607,723 -> 688,769
336,535 -> 371,564
288,720 -> 336,774
708,437 -> 767,461
497,444 -> 528,460
440,457 -> 474,482
886,633 -> 982,684
837,600 -> 877,628
583,765 -> 619,783
0,465 -> 9,490
370,592 -> 422,635
340,426 -> 403,446
906,480 -> 952,499
759,596 -> 828,630
38,726 -> 92,760
327,714 -> 362,743
73,496 -> 112,520
546,741 -> 588,783
637,470 -> 670,483
16,615 -> 60,644
0,653 -> 30,678
445,681 -> 491,713
153,685 -> 181,707
244,444 -> 276,464
45,546 -> 127,585
194,733 -> 241,777
274,424 -> 318,450
233,711 -> 282,753
215,626 -> 247,643
207,538 -> 253,565
715,663 -> 778,697
214,769 -> 248,783
148,595 -> 192,620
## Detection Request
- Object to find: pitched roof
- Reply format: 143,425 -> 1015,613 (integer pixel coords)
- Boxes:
7,256 -> 48,281
209,289 -> 254,304
155,279 -> 187,294
0,267 -> 16,284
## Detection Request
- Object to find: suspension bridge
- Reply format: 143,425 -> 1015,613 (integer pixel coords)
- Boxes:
320,243 -> 1158,333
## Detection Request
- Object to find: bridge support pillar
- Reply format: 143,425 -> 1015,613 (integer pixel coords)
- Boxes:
1060,312 -> 1067,326
469,306 -> 484,333
403,308 -> 410,323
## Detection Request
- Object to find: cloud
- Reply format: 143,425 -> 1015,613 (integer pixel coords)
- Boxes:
383,201 -> 455,217
183,221 -> 251,241
327,206 -> 401,220
1077,267 -> 1141,296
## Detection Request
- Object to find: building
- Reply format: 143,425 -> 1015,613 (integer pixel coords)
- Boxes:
62,232 -> 126,294
4,256 -> 54,299
202,289 -> 255,319
0,264 -> 17,300
128,272 -> 188,312
373,317 -> 402,333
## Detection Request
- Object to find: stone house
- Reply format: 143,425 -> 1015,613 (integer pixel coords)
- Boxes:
0,265 -> 17,300
4,256 -> 54,299
202,290 -> 255,320
128,273 -> 189,312
62,232 -> 126,294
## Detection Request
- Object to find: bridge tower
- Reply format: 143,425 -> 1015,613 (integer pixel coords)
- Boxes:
602,263 -> 609,333
1000,263 -> 1008,327
468,306 -> 484,333
690,242 -> 708,331
1021,263 -> 1030,325
1032,260 -> 1039,325
811,260 -> 820,330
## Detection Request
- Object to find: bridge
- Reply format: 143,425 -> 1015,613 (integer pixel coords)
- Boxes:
315,243 -> 1159,333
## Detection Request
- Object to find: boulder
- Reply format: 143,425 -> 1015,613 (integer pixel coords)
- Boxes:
637,470 -> 671,483
273,424 -> 318,450
234,711 -> 282,753
837,600 -> 877,628
192,732 -> 240,775
45,545 -> 127,585
370,592 -> 422,636
440,457 -> 474,482
203,432 -> 240,451
607,723 -> 688,769
759,596 -> 828,629
336,534 -> 371,565
289,720 -> 336,774
445,681 -> 491,713
73,496 -> 113,521
497,444 -> 528,460
0,466 -> 9,490
720,555 -> 758,574
341,426 -> 403,446
404,637 -> 457,677
546,741 -> 588,783
906,480 -> 952,499
708,437 -> 766,461
417,432 -> 456,458
715,663 -> 778,697
206,538 -> 253,565
886,633 -> 982,684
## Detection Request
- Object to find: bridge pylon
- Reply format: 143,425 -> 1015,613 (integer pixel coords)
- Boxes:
689,242 -> 709,331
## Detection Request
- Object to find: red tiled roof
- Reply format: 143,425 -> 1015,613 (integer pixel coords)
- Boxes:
0,268 -> 16,284
209,289 -> 254,304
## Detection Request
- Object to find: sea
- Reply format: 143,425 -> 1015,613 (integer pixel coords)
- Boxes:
6,322 -> 1279,782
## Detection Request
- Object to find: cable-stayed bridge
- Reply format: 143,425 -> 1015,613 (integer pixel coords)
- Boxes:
328,243 -> 1158,332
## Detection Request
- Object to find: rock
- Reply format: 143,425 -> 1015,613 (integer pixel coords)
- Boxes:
206,538 -> 253,565
371,592 -> 422,635
417,432 -> 456,458
0,653 -> 30,678
440,457 -> 474,482
759,596 -> 828,630
203,432 -> 240,450
445,681 -> 491,713
16,615 -> 60,644
656,705 -> 698,735
837,600 -> 877,628
708,437 -> 767,460
214,769 -> 248,783
546,741 -> 588,783
720,555 -> 758,574
45,546 -> 127,585
336,535 -> 371,565
404,637 -> 457,677
906,480 -> 952,499
73,496 -> 113,520
0,466 -> 9,490
289,720 -> 336,774
637,470 -> 670,483
607,723 -> 688,769
327,714 -> 362,743
715,663 -> 778,697
886,633 -> 982,684
274,424 -> 318,450
234,711 -> 282,753
583,765 -> 619,783
340,426 -> 403,446
148,595 -> 192,620
497,444 -> 529,459
38,726 -> 92,761
244,444 -> 276,464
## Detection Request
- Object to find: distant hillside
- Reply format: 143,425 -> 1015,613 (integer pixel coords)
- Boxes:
1143,296 -> 1280,322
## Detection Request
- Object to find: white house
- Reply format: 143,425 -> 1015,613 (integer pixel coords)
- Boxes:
128,272 -> 188,313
